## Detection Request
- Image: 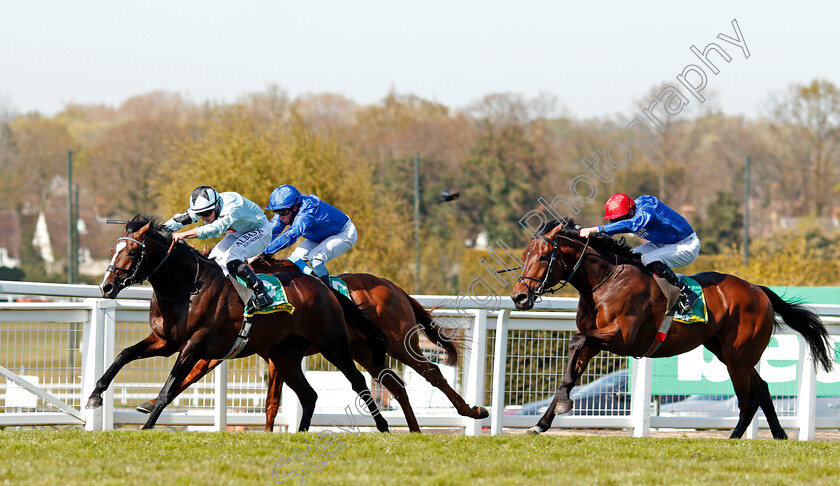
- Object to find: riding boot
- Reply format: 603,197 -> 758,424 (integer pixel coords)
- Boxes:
228,259 -> 273,308
311,262 -> 332,289
645,261 -> 697,313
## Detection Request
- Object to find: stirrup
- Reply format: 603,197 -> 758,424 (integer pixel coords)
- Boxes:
250,288 -> 273,308
678,290 -> 698,314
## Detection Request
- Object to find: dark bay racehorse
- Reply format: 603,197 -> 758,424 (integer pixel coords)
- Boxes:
510,219 -> 834,439
137,258 -> 489,432
87,215 -> 389,432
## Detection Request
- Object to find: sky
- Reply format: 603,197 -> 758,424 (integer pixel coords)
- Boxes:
1,1 -> 838,120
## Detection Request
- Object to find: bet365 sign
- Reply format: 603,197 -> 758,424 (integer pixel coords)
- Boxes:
651,336 -> 840,396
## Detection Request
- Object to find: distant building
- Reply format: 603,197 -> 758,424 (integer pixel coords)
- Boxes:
0,210 -> 22,269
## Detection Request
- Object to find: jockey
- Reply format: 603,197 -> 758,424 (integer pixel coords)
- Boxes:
262,184 -> 357,287
163,185 -> 273,308
579,193 -> 700,313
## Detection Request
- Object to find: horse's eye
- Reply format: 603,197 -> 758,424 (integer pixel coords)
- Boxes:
538,254 -> 551,262
128,249 -> 138,258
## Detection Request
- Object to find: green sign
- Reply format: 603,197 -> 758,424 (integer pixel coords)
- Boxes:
652,335 -> 840,396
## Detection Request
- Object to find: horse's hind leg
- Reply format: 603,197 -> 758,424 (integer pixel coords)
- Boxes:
393,335 -> 488,420
752,369 -> 787,439
704,340 -> 769,439
320,346 -> 390,433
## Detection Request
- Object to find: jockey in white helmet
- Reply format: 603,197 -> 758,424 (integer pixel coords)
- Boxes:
262,184 -> 357,287
163,185 -> 273,308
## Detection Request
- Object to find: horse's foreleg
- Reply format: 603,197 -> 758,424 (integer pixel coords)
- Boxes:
136,358 -> 223,413
265,359 -> 284,432
86,333 -> 175,409
270,352 -> 318,432
142,344 -> 203,430
530,331 -> 602,434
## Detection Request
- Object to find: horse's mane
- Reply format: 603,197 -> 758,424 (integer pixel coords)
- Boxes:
539,218 -> 641,263
125,214 -> 215,265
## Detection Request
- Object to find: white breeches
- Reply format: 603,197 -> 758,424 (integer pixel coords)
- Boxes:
634,232 -> 700,268
289,220 -> 357,268
209,221 -> 273,276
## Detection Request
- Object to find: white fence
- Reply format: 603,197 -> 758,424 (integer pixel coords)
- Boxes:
2,280 -> 840,440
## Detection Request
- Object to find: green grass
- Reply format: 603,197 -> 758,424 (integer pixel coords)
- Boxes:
3,431 -> 840,485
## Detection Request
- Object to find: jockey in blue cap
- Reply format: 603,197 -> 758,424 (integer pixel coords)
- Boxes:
263,184 -> 357,287
579,193 -> 700,313
163,185 -> 273,308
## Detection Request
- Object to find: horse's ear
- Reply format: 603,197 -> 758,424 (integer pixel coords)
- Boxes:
545,224 -> 565,239
135,222 -> 152,237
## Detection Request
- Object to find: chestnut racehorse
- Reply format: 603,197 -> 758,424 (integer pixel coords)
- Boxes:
511,219 -> 833,439
87,215 -> 389,432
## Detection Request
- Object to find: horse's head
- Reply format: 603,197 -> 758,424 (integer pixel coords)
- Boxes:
100,215 -> 171,298
511,220 -> 584,310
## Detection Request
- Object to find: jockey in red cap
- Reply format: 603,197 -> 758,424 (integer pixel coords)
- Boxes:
580,193 -> 700,313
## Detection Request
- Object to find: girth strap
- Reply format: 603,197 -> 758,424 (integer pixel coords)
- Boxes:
221,317 -> 254,360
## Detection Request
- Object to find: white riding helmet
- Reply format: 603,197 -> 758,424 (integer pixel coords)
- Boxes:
189,186 -> 221,215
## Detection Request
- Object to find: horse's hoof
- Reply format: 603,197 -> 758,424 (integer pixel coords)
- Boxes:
773,431 -> 789,440
136,401 -> 154,414
85,396 -> 102,409
474,406 -> 489,419
554,400 -> 573,415
526,425 -> 546,435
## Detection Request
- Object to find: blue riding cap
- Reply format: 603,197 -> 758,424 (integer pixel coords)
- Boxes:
266,184 -> 302,210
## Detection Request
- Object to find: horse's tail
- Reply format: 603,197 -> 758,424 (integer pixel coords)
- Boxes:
330,288 -> 387,366
759,286 -> 834,372
400,287 -> 462,367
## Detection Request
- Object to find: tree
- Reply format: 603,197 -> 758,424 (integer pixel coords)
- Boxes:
4,115 -> 76,213
696,191 -> 743,254
767,79 -> 840,216
155,108 -> 414,286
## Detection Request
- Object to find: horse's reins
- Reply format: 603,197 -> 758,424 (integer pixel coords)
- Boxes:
517,234 -> 592,299
107,236 -> 176,290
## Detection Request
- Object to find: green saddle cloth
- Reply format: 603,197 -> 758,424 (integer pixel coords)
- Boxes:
235,274 -> 296,318
672,276 -> 707,324
327,276 -> 351,299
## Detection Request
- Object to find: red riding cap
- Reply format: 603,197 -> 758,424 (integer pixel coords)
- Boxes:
604,193 -> 635,219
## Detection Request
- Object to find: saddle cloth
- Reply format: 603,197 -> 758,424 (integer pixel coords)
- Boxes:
232,274 -> 296,318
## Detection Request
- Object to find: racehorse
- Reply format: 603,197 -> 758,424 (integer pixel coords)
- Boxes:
87,215 -> 389,432
135,257 -> 490,432
510,218 -> 834,439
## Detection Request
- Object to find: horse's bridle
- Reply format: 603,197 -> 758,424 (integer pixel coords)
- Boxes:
106,236 -> 175,291
517,234 -> 591,300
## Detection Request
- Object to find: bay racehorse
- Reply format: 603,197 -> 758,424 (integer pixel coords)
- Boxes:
510,219 -> 833,439
87,215 -> 389,432
136,257 -> 490,432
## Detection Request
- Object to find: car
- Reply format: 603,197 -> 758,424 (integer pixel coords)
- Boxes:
504,368 -> 688,416
658,394 -> 840,418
